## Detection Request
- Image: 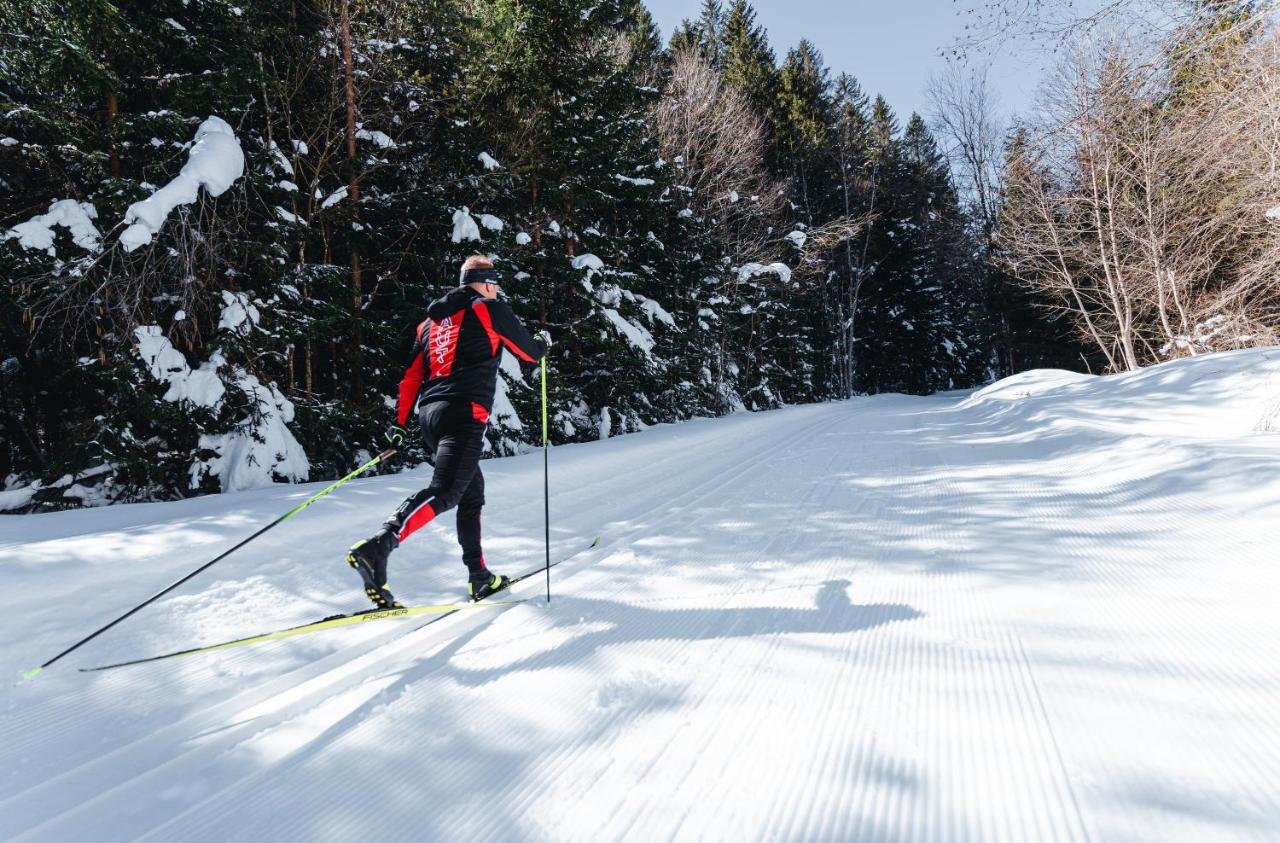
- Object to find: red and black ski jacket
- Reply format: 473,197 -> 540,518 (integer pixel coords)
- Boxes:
396,286 -> 546,426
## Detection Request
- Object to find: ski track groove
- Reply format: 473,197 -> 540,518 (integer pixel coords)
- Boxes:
6,372 -> 1280,841
3,405 -> 844,841
2,411 -> 821,744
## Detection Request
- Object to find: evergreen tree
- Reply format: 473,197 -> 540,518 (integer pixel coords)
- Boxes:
718,1 -> 778,122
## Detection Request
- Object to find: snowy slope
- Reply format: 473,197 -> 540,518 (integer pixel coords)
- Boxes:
5,349 -> 1280,842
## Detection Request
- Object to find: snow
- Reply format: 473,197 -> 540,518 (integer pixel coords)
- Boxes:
164,17 -> 186,30
191,371 -> 309,493
478,151 -> 500,170
119,116 -> 244,252
614,174 -> 655,186
571,253 -> 604,272
638,297 -> 675,326
355,126 -> 396,149
217,290 -> 260,334
515,232 -> 532,246
451,207 -> 481,243
491,353 -> 525,434
0,136 -> 18,146
6,349 -> 1280,840
736,261 -> 792,284
601,308 -> 655,357
478,213 -> 504,232
133,326 -> 226,409
320,186 -> 347,209
1267,205 -> 1280,220
3,199 -> 101,253
0,483 -> 38,512
785,229 -> 807,249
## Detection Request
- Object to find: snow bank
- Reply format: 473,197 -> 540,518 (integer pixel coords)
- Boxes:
0,483 -> 39,512
958,348 -> 1280,440
451,207 -> 481,243
4,199 -> 101,253
119,116 -> 244,252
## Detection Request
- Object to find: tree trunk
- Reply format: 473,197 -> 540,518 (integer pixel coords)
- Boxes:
339,0 -> 364,401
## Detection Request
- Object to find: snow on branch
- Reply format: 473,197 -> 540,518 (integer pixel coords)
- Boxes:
119,116 -> 245,252
736,262 -> 792,284
3,199 -> 101,254
451,207 -> 481,242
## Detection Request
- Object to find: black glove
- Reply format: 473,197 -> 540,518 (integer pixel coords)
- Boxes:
385,423 -> 407,447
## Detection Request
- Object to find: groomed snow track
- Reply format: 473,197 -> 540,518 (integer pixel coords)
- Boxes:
4,349 -> 1280,841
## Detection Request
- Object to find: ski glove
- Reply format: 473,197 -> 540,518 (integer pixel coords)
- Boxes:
385,423 -> 408,447
536,329 -> 553,350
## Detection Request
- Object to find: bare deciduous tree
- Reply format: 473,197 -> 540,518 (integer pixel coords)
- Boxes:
998,21 -> 1280,370
651,49 -> 782,261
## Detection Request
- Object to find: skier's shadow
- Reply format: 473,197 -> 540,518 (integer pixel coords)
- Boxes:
415,579 -> 922,690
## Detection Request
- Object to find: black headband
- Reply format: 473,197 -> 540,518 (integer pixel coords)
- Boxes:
461,267 -> 502,286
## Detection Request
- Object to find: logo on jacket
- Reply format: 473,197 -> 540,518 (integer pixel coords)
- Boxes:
432,316 -> 454,366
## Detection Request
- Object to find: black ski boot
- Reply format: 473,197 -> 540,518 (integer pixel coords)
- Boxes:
468,571 -> 510,602
346,530 -> 402,609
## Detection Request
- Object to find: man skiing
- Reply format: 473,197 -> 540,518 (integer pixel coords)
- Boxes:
346,254 -> 548,608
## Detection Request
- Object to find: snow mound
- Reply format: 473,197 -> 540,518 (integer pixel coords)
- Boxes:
961,369 -> 1094,405
957,348 -> 1280,439
119,116 -> 244,252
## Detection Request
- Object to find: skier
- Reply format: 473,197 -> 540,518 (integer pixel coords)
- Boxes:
346,255 -> 548,608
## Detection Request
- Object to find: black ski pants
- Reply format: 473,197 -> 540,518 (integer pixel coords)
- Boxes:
382,399 -> 489,575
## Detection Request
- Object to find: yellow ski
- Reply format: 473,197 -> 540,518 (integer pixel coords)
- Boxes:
80,600 -> 520,672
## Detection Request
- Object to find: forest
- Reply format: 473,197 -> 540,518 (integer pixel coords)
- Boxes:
2,0 -> 1272,507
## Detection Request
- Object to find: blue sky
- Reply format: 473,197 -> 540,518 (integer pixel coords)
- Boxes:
642,0 -> 1040,127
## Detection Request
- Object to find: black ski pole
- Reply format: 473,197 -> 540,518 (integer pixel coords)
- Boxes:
20,448 -> 398,682
542,355 -> 551,603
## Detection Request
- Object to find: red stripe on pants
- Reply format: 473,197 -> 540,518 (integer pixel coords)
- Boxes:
397,499 -> 437,542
